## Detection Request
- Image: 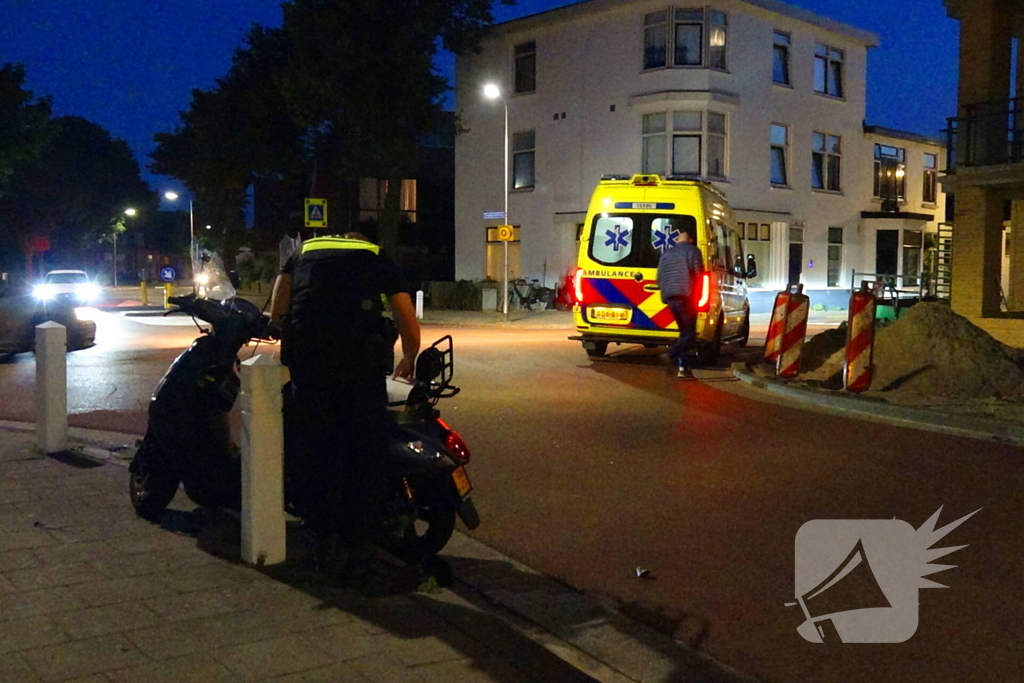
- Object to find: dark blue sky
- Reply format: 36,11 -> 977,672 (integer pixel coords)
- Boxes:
1,0 -> 958,191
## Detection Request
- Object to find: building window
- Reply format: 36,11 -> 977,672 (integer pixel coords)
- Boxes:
486,225 -> 521,282
708,11 -> 727,70
903,229 -> 923,286
874,144 -> 906,199
812,133 -> 842,191
773,31 -> 791,85
923,152 -> 938,204
672,111 -> 702,175
642,110 -> 728,179
674,8 -> 704,66
514,41 -> 536,94
770,124 -> 789,186
643,8 -> 727,71
643,10 -> 669,69
642,112 -> 667,174
827,227 -> 843,287
512,130 -> 535,189
358,178 -> 417,224
739,222 -> 772,289
706,112 -> 727,178
814,44 -> 844,98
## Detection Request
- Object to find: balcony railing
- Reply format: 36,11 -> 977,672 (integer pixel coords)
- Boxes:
945,96 -> 1024,170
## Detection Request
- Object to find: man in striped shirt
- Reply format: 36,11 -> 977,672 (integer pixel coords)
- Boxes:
657,226 -> 703,379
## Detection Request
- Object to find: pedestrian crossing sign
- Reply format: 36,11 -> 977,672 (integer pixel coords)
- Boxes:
304,198 -> 327,228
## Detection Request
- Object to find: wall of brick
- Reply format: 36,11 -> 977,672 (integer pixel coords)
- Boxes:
951,186 -> 1004,318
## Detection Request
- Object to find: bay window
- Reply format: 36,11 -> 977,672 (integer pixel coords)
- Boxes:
642,109 -> 728,179
642,7 -> 728,71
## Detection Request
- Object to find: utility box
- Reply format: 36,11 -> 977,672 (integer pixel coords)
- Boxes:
482,287 -> 498,311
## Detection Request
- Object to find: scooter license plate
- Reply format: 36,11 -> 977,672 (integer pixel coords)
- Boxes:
452,466 -> 472,498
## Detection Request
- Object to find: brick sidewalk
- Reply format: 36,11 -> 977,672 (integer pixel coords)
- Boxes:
0,428 -> 598,683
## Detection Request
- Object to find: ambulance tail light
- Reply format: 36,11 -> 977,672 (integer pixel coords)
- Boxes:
573,267 -> 584,303
697,272 -> 711,312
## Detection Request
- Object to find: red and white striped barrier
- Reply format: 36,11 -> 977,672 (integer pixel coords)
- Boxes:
844,282 -> 878,393
776,286 -> 809,379
764,291 -> 791,363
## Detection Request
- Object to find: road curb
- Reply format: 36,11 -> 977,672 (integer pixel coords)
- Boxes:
731,364 -> 1024,447
0,420 -> 758,683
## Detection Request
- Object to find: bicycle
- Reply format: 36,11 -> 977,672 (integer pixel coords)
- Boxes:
507,278 -> 551,312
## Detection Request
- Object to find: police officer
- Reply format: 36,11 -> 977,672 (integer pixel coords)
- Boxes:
270,232 -> 420,573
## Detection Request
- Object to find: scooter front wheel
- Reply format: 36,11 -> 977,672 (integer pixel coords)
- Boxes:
128,436 -> 179,520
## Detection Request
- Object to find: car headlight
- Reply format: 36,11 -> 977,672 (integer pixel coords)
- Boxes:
33,284 -> 55,301
77,283 -> 101,301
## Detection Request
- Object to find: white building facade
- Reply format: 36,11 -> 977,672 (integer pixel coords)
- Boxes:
454,0 -> 946,305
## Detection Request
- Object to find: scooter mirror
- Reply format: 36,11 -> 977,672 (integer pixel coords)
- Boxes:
415,347 -> 444,383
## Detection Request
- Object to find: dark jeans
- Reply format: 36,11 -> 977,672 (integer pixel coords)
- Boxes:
286,353 -> 388,543
666,297 -> 698,369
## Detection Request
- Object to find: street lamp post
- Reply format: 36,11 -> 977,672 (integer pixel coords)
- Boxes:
483,83 -> 510,323
119,207 -> 137,288
164,191 -> 195,289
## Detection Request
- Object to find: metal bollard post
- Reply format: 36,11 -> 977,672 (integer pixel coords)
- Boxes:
163,283 -> 173,309
140,281 -> 148,306
35,322 -> 67,453
239,354 -> 287,566
416,290 -> 424,319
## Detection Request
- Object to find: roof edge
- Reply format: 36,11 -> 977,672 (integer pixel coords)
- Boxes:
864,124 -> 944,148
492,0 -> 878,46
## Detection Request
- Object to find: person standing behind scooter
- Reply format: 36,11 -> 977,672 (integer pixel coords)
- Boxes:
270,232 -> 421,576
657,226 -> 703,379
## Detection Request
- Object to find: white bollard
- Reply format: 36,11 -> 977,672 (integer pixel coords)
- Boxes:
416,289 -> 424,319
239,353 -> 287,566
35,322 -> 68,454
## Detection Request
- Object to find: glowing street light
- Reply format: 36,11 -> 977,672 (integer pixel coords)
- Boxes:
483,82 -> 510,322
116,207 -> 138,287
164,191 -> 196,289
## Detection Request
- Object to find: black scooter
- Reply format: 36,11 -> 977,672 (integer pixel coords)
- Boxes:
128,293 -> 479,564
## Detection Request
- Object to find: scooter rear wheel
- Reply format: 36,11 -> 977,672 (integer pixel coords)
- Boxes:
383,490 -> 457,564
128,436 -> 179,520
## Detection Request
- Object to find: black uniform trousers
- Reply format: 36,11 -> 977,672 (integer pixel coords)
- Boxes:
286,344 -> 389,544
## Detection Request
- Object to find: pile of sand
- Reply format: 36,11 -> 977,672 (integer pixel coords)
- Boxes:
799,322 -> 847,373
800,302 -> 1024,400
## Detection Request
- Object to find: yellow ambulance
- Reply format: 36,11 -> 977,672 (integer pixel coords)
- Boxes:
568,174 -> 756,360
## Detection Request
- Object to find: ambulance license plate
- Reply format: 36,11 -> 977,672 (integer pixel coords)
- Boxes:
452,466 -> 472,498
589,307 -> 630,323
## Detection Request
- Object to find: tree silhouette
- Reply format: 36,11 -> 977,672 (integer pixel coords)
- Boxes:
0,63 -> 52,198
0,117 -> 155,279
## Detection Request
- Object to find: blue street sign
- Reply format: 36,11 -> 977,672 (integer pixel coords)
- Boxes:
160,267 -> 176,282
483,211 -> 506,220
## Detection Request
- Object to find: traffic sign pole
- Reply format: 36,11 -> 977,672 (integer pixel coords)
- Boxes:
502,102 -> 509,323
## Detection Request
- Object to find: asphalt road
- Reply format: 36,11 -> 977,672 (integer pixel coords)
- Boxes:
0,311 -> 1020,683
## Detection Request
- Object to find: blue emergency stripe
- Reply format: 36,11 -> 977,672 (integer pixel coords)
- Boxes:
588,278 -> 658,329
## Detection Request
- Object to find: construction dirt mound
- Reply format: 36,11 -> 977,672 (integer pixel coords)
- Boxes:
800,302 -> 1024,400
799,322 -> 847,373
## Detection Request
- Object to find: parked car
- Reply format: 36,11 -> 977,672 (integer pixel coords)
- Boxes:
0,286 -> 97,355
